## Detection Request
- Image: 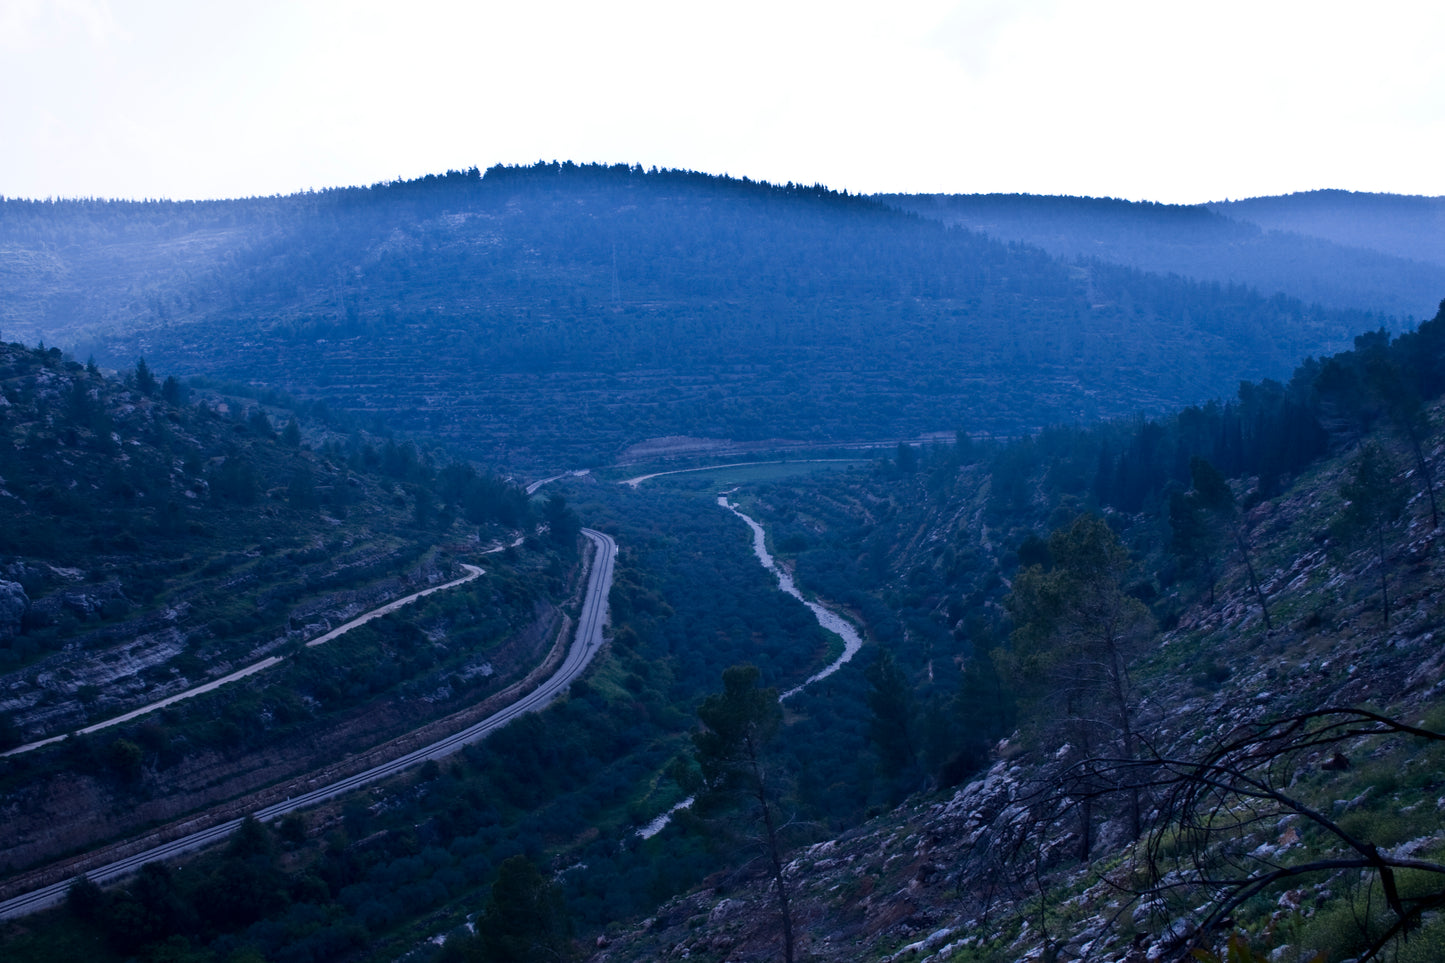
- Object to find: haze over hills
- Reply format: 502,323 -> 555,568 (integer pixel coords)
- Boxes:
885,191 -> 1445,321
0,164 -> 1404,470
1212,189 -> 1445,269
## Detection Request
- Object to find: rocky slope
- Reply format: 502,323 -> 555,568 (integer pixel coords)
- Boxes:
591,419 -> 1445,963
0,341 -> 577,879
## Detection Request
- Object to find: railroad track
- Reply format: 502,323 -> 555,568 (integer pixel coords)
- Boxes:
0,530 -> 615,920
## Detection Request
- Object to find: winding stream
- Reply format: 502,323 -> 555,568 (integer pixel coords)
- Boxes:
637,495 -> 864,839
717,495 -> 864,699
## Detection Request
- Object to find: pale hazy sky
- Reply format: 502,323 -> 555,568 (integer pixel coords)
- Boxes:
3,0 -> 1443,204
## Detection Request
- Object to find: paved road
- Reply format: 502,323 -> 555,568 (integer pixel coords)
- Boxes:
526,469 -> 590,494
2,565 -> 486,758
0,530 -> 616,920
620,459 -> 859,488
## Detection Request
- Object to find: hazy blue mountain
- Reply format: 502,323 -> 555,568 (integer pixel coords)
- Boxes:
885,192 -> 1445,322
1,165 -> 1388,468
1210,189 -> 1445,268
0,194 -> 289,348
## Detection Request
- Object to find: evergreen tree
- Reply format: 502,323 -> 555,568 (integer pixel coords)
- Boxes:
477,855 -> 572,962
693,664 -> 796,963
865,649 -> 916,780
1188,457 -> 1272,629
133,357 -> 158,397
896,441 -> 918,475
160,375 -> 185,406
544,492 -> 581,549
1169,483 -> 1226,605
1335,442 -> 1407,626
1005,514 -> 1154,853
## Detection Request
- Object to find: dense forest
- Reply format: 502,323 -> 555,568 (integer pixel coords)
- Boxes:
2,164 -> 1387,467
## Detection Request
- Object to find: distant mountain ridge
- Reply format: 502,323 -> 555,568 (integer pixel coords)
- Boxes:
0,165 -> 1402,468
885,190 -> 1445,321
1210,188 -> 1445,267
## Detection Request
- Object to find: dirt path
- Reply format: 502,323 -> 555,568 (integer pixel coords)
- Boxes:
2,563 -> 486,757
0,531 -> 616,919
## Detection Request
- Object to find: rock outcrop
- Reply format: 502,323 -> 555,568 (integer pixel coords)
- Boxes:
0,580 -> 27,643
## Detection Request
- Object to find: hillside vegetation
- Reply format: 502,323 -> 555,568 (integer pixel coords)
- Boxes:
2,169 -> 1444,963
0,341 -> 575,878
584,304 -> 1445,961
2,165 -> 1383,467
1213,191 -> 1445,270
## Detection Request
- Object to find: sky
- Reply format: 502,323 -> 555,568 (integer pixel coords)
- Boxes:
3,0 -> 1443,204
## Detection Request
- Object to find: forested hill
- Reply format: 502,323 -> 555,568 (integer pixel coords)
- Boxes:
588,302 -> 1445,963
3,164 -> 1383,468
1211,189 -> 1445,269
884,191 -> 1445,321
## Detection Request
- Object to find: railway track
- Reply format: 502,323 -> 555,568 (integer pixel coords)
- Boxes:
0,529 -> 615,921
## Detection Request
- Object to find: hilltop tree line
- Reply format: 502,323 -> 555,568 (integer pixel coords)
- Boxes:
5,163 -> 1382,468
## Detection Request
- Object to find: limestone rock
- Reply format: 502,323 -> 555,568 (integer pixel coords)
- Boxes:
0,579 -> 28,642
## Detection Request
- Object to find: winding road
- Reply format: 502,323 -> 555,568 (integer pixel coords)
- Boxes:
526,470 -> 590,494
619,459 -> 859,488
0,529 -> 616,921
3,564 -> 487,758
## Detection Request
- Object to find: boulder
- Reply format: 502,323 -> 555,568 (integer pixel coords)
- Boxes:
0,579 -> 28,642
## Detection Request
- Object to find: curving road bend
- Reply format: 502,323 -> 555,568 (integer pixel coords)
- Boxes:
620,459 -> 858,488
526,470 -> 590,495
0,529 -> 616,921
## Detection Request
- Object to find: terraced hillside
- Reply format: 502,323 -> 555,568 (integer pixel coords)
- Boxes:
3,165 -> 1382,469
0,342 -> 576,876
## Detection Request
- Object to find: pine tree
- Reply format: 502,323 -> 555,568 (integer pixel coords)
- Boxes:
1005,514 -> 1154,853
133,357 -> 158,397
865,649 -> 916,780
477,855 -> 572,962
1188,457 -> 1272,630
1336,442 -> 1407,626
693,665 -> 796,963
